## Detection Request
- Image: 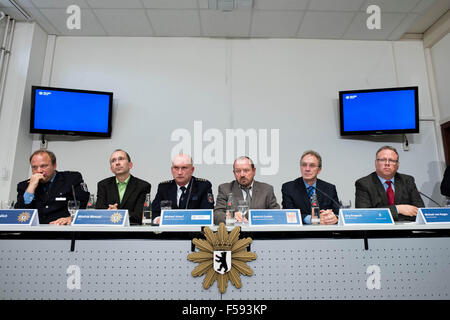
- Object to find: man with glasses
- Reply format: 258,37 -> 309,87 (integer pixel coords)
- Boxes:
152,153 -> 214,221
214,156 -> 280,224
282,150 -> 340,225
355,145 -> 424,221
96,149 -> 151,225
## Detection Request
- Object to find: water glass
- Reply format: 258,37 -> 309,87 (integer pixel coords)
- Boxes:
67,200 -> 80,220
235,200 -> 249,226
1,200 -> 14,209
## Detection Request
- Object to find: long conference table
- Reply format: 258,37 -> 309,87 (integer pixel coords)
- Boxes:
0,221 -> 449,301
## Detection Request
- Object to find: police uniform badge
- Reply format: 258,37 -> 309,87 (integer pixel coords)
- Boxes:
207,193 -> 214,204
80,182 -> 89,192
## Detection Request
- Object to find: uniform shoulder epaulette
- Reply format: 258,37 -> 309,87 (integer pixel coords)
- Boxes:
159,180 -> 173,184
196,178 -> 210,182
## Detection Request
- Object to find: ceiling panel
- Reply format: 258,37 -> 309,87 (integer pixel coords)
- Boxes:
0,0 -> 445,40
86,0 -> 144,9
94,9 -> 153,36
307,0 -> 366,12
344,12 -> 407,40
39,8 -> 106,35
147,9 -> 200,37
255,0 -> 309,11
251,10 -> 303,37
298,11 -> 356,39
141,0 -> 198,9
200,10 -> 252,37
361,0 -> 422,13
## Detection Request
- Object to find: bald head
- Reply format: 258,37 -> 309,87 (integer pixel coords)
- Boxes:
171,154 -> 194,186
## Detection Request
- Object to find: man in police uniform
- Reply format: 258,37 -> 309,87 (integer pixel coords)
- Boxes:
15,149 -> 90,225
96,149 -> 151,225
152,153 -> 214,222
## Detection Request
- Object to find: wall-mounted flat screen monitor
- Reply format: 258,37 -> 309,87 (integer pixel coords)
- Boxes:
339,86 -> 419,136
30,86 -> 113,137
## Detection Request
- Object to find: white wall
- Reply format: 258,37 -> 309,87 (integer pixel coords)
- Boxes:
0,22 -> 47,200
431,32 -> 450,123
21,36 -> 443,206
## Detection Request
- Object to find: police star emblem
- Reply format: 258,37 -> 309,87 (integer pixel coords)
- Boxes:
188,222 -> 257,294
17,212 -> 31,223
110,212 -> 122,223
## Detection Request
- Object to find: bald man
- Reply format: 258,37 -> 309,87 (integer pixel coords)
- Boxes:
151,154 -> 214,219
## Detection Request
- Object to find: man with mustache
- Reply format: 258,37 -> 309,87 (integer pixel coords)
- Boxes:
214,156 -> 280,224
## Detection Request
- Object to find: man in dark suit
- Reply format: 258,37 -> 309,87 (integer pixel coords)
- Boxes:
282,150 -> 339,225
152,153 -> 214,223
355,145 -> 424,221
214,156 -> 280,224
96,149 -> 151,225
15,149 -> 90,225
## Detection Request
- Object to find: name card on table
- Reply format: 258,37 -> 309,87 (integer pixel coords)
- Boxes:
339,208 -> 394,226
72,210 -> 129,227
249,209 -> 302,226
417,208 -> 450,224
0,209 -> 39,226
160,209 -> 213,227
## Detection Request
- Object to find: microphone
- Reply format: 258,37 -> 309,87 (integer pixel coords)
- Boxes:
311,185 -> 342,211
185,179 -> 193,209
418,191 -> 442,207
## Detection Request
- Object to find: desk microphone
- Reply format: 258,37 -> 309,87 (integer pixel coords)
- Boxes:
184,179 -> 193,209
311,185 -> 342,210
418,191 -> 442,207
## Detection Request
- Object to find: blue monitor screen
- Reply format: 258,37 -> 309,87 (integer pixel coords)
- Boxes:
30,86 -> 113,137
339,86 -> 419,135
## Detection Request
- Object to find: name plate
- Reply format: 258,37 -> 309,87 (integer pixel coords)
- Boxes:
249,209 -> 302,226
0,209 -> 39,226
417,208 -> 450,224
339,208 -> 394,225
160,209 -> 213,227
72,210 -> 129,226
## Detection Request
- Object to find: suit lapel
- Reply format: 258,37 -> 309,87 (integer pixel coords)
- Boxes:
108,177 -> 120,205
169,181 -> 178,208
231,181 -> 245,203
120,175 -> 136,208
371,173 -> 389,204
296,178 -> 311,211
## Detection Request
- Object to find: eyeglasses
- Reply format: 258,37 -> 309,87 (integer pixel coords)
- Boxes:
376,158 -> 399,164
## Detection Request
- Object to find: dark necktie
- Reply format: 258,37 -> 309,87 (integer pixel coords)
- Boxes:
386,181 -> 395,205
179,186 -> 187,209
243,187 -> 252,205
307,186 -> 314,199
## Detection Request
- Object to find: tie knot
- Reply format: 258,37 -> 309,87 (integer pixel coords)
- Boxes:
180,186 -> 186,192
386,180 -> 392,186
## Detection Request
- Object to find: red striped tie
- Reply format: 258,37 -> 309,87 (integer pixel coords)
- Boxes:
386,181 -> 395,205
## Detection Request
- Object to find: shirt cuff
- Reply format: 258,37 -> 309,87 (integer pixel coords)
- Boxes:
304,215 -> 312,225
23,191 -> 34,205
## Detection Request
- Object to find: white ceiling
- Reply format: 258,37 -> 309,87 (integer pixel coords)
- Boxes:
0,0 -> 448,40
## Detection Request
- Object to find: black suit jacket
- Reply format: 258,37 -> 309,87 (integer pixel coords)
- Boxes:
441,166 -> 450,197
281,177 -> 340,222
96,175 -> 151,225
152,176 -> 214,217
355,172 -> 425,221
15,171 -> 90,224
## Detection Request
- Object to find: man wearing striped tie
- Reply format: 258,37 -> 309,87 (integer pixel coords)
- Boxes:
214,156 -> 280,225
355,145 -> 424,221
281,150 -> 340,225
